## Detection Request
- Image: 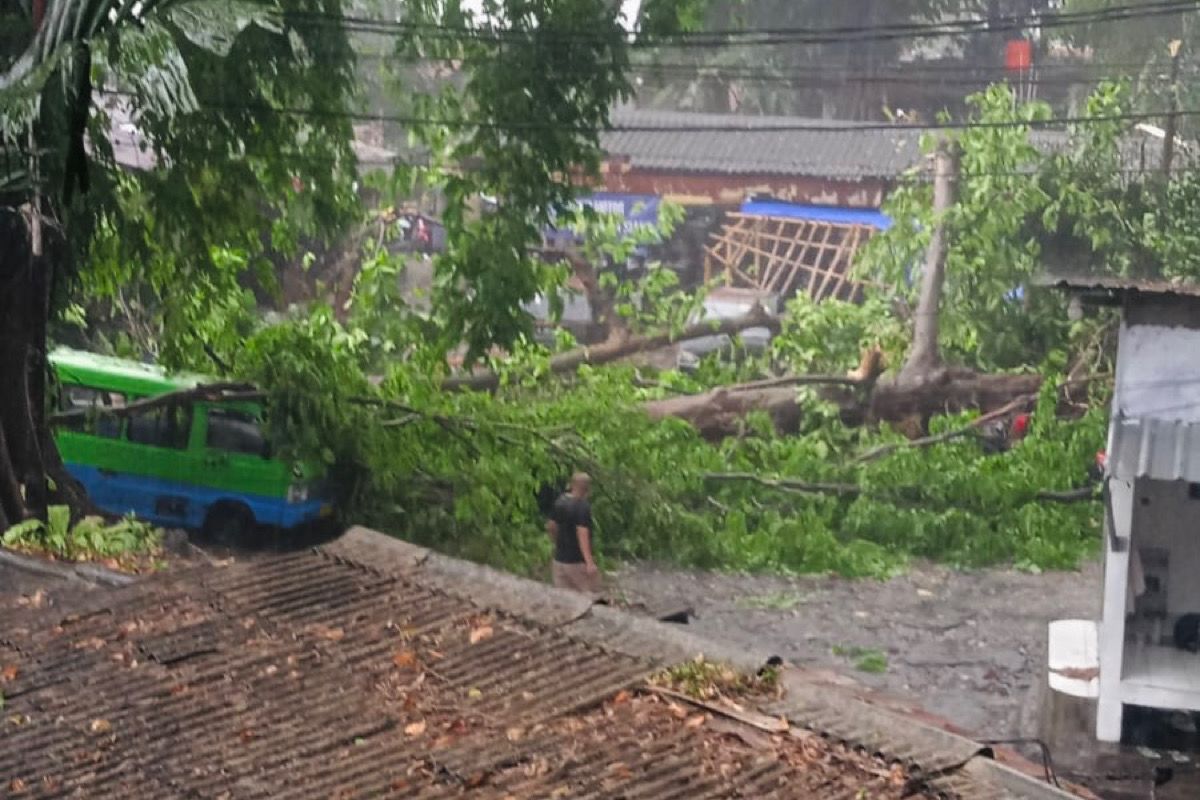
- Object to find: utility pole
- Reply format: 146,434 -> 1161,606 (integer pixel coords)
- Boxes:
1162,39 -> 1183,178
900,138 -> 959,383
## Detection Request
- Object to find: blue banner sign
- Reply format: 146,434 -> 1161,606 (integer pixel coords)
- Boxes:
545,193 -> 661,245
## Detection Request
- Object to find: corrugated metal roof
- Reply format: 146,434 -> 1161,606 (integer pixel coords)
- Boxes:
1108,417 -> 1200,483
1039,273 -> 1200,300
0,528 -> 1085,799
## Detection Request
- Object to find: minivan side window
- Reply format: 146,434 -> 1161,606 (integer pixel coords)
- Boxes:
206,409 -> 268,457
127,402 -> 192,450
60,385 -> 126,438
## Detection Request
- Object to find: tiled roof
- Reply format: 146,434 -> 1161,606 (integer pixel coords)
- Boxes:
602,108 -> 928,180
0,528 -> 1080,799
602,108 -> 1170,182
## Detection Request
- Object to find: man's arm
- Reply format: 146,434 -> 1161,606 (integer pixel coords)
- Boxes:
545,519 -> 558,543
575,524 -> 596,574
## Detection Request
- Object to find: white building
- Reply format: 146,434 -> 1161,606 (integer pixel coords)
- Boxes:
1046,275 -> 1200,743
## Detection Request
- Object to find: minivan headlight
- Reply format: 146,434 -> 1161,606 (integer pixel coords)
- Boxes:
287,483 -> 309,503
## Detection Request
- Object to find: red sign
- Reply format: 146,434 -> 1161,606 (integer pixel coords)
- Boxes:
1006,39 -> 1033,71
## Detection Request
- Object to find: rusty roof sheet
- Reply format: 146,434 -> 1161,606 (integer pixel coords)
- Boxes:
1039,273 -> 1200,300
0,529 -> 1080,799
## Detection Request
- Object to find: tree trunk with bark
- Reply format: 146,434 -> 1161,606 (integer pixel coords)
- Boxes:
0,198 -> 88,529
899,138 -> 959,385
1,204 -> 46,528
444,305 -> 779,391
643,368 -> 1043,440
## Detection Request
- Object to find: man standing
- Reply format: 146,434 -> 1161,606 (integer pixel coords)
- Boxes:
548,472 -> 599,594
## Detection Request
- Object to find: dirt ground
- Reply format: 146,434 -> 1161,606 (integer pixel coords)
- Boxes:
610,560 -> 1200,799
610,560 -> 1104,740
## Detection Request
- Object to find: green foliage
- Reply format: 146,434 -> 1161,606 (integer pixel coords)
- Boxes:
3,508 -> 162,562
393,0 -> 700,360
833,645 -> 888,674
859,84 -> 1070,370
243,300 -> 1104,581
771,293 -> 907,375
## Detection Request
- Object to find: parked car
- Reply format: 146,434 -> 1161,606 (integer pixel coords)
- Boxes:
676,287 -> 784,372
522,289 -> 605,347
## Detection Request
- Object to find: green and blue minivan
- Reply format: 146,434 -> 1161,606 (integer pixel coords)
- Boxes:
50,348 -> 334,538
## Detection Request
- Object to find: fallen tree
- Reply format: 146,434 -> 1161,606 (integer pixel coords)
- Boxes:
643,366 -> 1044,440
443,305 -> 780,391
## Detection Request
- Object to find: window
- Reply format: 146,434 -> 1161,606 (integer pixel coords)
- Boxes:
206,409 -> 268,457
59,385 -> 126,438
127,402 -> 192,450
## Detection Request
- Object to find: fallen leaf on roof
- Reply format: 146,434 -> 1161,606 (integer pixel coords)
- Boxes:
611,690 -> 631,706
505,726 -> 524,742
310,625 -> 345,642
685,714 -> 707,729
1,664 -> 17,682
89,719 -> 112,734
9,778 -> 26,793
17,589 -> 45,608
405,720 -> 426,737
393,650 -> 417,669
708,716 -> 775,749
467,687 -> 483,699
469,625 -> 493,644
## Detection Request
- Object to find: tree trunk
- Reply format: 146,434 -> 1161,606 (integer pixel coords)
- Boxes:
643,369 -> 1043,440
900,139 -> 959,384
562,250 -> 627,344
0,196 -> 86,527
444,305 -> 780,391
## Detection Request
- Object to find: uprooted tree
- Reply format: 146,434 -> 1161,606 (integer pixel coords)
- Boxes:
5,2 -> 1200,580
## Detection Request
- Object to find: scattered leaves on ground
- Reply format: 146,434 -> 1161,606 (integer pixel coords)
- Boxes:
651,656 -> 781,701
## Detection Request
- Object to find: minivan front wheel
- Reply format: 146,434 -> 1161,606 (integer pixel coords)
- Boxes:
202,503 -> 254,547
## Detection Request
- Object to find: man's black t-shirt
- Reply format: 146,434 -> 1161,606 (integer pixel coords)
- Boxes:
552,493 -> 593,564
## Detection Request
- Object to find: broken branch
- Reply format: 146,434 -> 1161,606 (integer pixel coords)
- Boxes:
444,305 -> 781,391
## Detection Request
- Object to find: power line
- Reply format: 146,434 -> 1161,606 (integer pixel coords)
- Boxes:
347,51 -> 1198,85
284,0 -> 1200,48
160,96 -> 1200,134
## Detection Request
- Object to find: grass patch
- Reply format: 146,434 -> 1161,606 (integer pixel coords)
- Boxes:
832,645 -> 889,674
651,656 -> 781,701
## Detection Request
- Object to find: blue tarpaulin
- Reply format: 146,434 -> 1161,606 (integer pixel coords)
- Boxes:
739,201 -> 892,231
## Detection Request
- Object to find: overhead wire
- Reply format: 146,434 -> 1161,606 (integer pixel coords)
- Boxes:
281,0 -> 1200,48
119,94 -> 1200,134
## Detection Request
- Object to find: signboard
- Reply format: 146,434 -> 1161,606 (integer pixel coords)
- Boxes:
545,193 -> 662,246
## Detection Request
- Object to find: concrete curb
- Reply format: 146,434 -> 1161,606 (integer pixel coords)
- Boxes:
321,527 -> 1080,799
